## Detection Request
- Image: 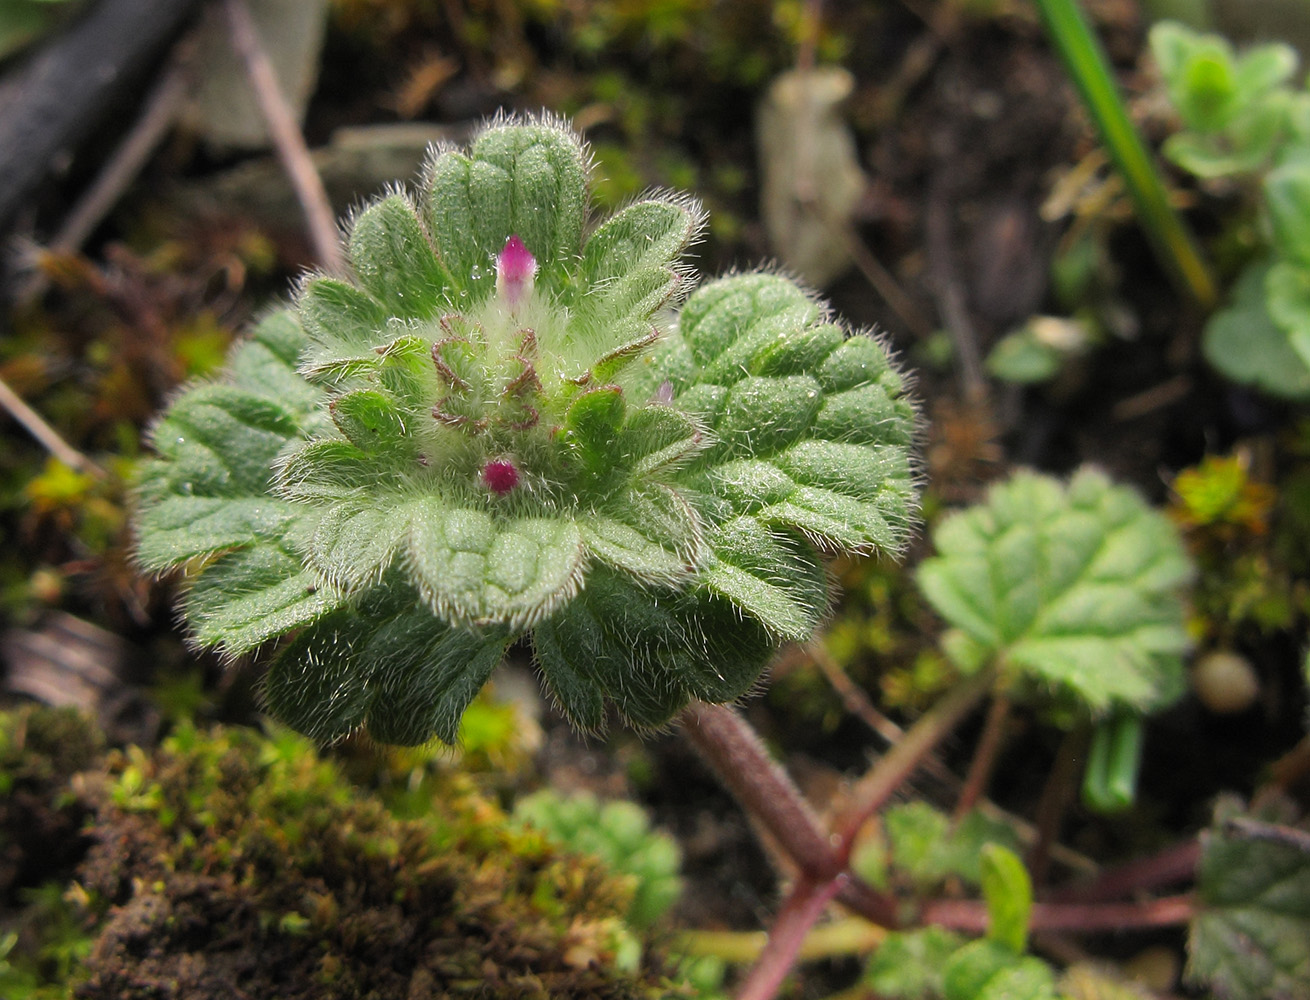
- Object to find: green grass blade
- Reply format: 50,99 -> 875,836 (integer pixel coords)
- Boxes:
1033,0 -> 1217,307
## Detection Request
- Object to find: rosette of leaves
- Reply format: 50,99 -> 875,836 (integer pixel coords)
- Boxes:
133,115 -> 918,745
916,468 -> 1193,717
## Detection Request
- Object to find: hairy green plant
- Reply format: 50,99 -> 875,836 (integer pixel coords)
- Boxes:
132,114 -> 918,745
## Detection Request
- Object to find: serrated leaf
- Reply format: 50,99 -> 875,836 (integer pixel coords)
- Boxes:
359,611 -> 510,745
618,404 -> 705,475
261,608 -> 378,743
423,118 -> 587,298
582,483 -> 703,585
225,315 -> 323,421
347,194 -> 450,317
571,197 -> 698,346
149,385 -> 302,497
329,388 -> 415,455
865,927 -> 964,999
678,273 -> 819,374
883,802 -> 1023,890
307,498 -> 429,589
135,496 -> 299,571
185,541 -> 341,655
407,503 -> 586,627
916,468 -> 1193,715
297,276 -> 389,376
703,516 -> 828,639
1187,796 -> 1310,1000
943,940 -> 1058,1000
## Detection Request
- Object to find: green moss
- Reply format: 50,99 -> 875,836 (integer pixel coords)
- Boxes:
0,707 -> 683,999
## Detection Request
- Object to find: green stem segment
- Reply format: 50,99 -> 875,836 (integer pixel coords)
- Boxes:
1033,0 -> 1217,308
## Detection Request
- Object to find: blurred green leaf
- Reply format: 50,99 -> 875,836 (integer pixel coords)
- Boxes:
1203,261 -> 1310,399
1188,796 -> 1310,1000
917,468 -> 1194,716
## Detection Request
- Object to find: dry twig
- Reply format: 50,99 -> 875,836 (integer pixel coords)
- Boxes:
220,0 -> 343,274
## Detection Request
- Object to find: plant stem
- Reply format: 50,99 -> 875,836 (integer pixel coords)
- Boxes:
735,875 -> 849,1000
921,893 -> 1197,932
1046,837 -> 1201,903
1031,0 -> 1217,308
0,376 -> 104,477
679,701 -> 843,882
677,917 -> 886,964
832,666 -> 995,862
953,691 -> 1010,822
1027,723 -> 1087,885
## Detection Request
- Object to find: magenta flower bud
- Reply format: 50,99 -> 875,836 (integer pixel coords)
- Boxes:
496,235 -> 536,309
481,458 -> 520,494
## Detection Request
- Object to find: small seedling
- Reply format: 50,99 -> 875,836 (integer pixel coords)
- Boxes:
1150,21 -> 1310,398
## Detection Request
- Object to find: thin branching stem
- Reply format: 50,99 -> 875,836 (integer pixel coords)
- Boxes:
1027,723 -> 1087,885
0,375 -> 104,477
832,666 -> 996,862
922,893 -> 1197,932
1046,837 -> 1201,903
953,689 -> 1011,822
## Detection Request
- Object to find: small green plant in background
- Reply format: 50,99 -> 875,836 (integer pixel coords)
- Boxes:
511,789 -> 683,931
1150,21 -> 1310,398
916,467 -> 1193,811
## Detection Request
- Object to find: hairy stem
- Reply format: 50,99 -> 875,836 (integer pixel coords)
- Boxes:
735,875 -> 849,1000
679,701 -> 842,882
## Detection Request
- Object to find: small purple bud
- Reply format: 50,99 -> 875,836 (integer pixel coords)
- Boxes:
654,380 -> 674,405
482,459 -> 520,495
496,235 -> 536,309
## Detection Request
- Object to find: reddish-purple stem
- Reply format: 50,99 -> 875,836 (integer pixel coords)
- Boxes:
735,875 -> 849,1000
1045,838 -> 1202,904
921,893 -> 1197,933
679,702 -> 842,882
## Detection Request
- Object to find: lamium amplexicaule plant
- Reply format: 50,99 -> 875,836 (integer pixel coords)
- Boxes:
134,114 -> 918,743
135,116 -> 1276,1000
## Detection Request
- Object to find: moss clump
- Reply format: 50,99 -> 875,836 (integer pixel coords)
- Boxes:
0,708 -> 682,999
0,705 -> 104,901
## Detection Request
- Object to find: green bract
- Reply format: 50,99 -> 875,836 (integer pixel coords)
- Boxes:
916,468 -> 1193,717
134,115 -> 918,744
